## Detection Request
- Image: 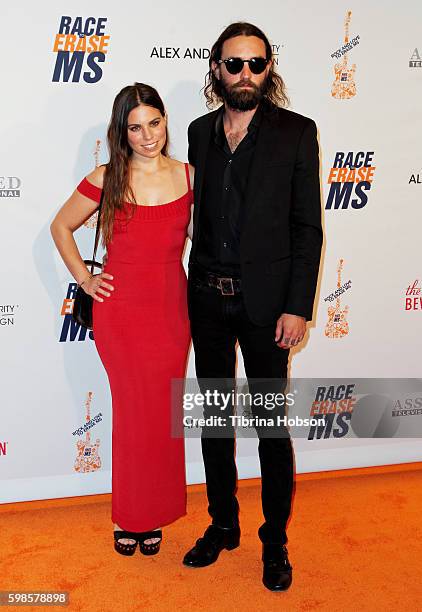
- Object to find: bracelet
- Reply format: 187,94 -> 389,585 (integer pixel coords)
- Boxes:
79,273 -> 93,288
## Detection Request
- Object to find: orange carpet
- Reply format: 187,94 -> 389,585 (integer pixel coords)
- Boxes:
1,463 -> 422,611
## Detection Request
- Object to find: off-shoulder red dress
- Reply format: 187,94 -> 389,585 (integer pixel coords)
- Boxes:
77,163 -> 192,532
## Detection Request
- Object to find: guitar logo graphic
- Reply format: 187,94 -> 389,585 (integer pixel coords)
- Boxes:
83,139 -> 101,229
331,11 -> 357,99
74,392 -> 102,473
325,259 -> 349,338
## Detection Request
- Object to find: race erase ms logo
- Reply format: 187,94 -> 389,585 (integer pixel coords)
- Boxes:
326,151 -> 376,210
52,16 -> 110,83
308,384 -> 356,440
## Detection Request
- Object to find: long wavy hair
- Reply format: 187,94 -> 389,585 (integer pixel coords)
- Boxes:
203,22 -> 289,110
101,83 -> 169,245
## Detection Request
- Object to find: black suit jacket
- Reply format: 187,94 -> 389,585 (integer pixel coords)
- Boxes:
188,101 -> 323,326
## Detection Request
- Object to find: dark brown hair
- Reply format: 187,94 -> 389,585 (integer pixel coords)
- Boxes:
203,22 -> 289,110
101,83 -> 169,245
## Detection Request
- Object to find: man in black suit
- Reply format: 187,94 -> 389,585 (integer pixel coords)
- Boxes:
182,22 -> 323,591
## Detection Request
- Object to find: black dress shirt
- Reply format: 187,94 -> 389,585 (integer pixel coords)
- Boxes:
195,104 -> 263,277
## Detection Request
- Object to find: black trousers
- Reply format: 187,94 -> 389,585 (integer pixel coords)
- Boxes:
188,272 -> 294,544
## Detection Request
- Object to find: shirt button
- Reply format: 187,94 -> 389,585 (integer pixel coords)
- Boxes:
225,186 -> 230,191
220,215 -> 226,220
228,159 -> 232,164
223,242 -> 228,248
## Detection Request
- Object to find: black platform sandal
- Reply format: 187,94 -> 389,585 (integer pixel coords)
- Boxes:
138,530 -> 162,556
113,530 -> 139,556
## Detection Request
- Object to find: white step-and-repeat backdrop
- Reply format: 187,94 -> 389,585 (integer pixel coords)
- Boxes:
1,0 -> 421,502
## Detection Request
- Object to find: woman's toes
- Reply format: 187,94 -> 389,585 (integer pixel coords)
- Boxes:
143,538 -> 160,545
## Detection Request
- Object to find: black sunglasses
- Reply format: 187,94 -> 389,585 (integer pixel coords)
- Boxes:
217,57 -> 269,75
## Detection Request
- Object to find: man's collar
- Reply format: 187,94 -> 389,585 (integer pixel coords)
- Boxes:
248,103 -> 263,130
214,107 -> 225,147
214,102 -> 264,141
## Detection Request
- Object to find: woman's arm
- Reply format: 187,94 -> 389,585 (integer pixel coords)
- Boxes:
187,164 -> 195,240
50,166 -> 113,302
187,204 -> 194,240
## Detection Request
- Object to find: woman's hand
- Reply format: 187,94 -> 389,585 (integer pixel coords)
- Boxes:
81,272 -> 114,302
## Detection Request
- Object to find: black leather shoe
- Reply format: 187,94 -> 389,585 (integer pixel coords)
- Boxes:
262,543 -> 292,591
183,524 -> 240,567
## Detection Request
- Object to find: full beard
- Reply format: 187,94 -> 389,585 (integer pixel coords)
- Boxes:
221,78 -> 267,111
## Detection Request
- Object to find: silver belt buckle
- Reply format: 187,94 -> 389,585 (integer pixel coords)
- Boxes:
218,277 -> 234,296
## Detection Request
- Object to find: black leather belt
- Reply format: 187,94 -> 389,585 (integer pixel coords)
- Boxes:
191,267 -> 242,296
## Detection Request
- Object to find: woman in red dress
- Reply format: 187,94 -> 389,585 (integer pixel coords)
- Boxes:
51,83 -> 194,556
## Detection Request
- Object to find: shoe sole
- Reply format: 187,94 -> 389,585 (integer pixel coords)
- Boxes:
139,546 -> 161,556
262,576 -> 292,591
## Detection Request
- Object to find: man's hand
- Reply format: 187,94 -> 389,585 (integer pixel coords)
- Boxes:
275,313 -> 306,349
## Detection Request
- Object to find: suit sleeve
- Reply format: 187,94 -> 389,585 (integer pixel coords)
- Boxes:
283,119 -> 323,321
187,121 -> 197,167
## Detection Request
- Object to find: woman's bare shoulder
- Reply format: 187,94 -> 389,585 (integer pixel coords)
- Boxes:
169,158 -> 194,186
168,158 -> 186,171
85,164 -> 106,188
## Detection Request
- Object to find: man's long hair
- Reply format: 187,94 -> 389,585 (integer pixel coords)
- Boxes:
101,83 -> 169,245
203,22 -> 289,110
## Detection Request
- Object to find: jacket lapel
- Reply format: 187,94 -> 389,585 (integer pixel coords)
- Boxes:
241,109 -> 280,231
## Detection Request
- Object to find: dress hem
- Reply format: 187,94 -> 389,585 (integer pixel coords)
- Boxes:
111,508 -> 187,533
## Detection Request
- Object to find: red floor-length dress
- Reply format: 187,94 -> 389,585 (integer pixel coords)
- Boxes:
76,163 -> 192,532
